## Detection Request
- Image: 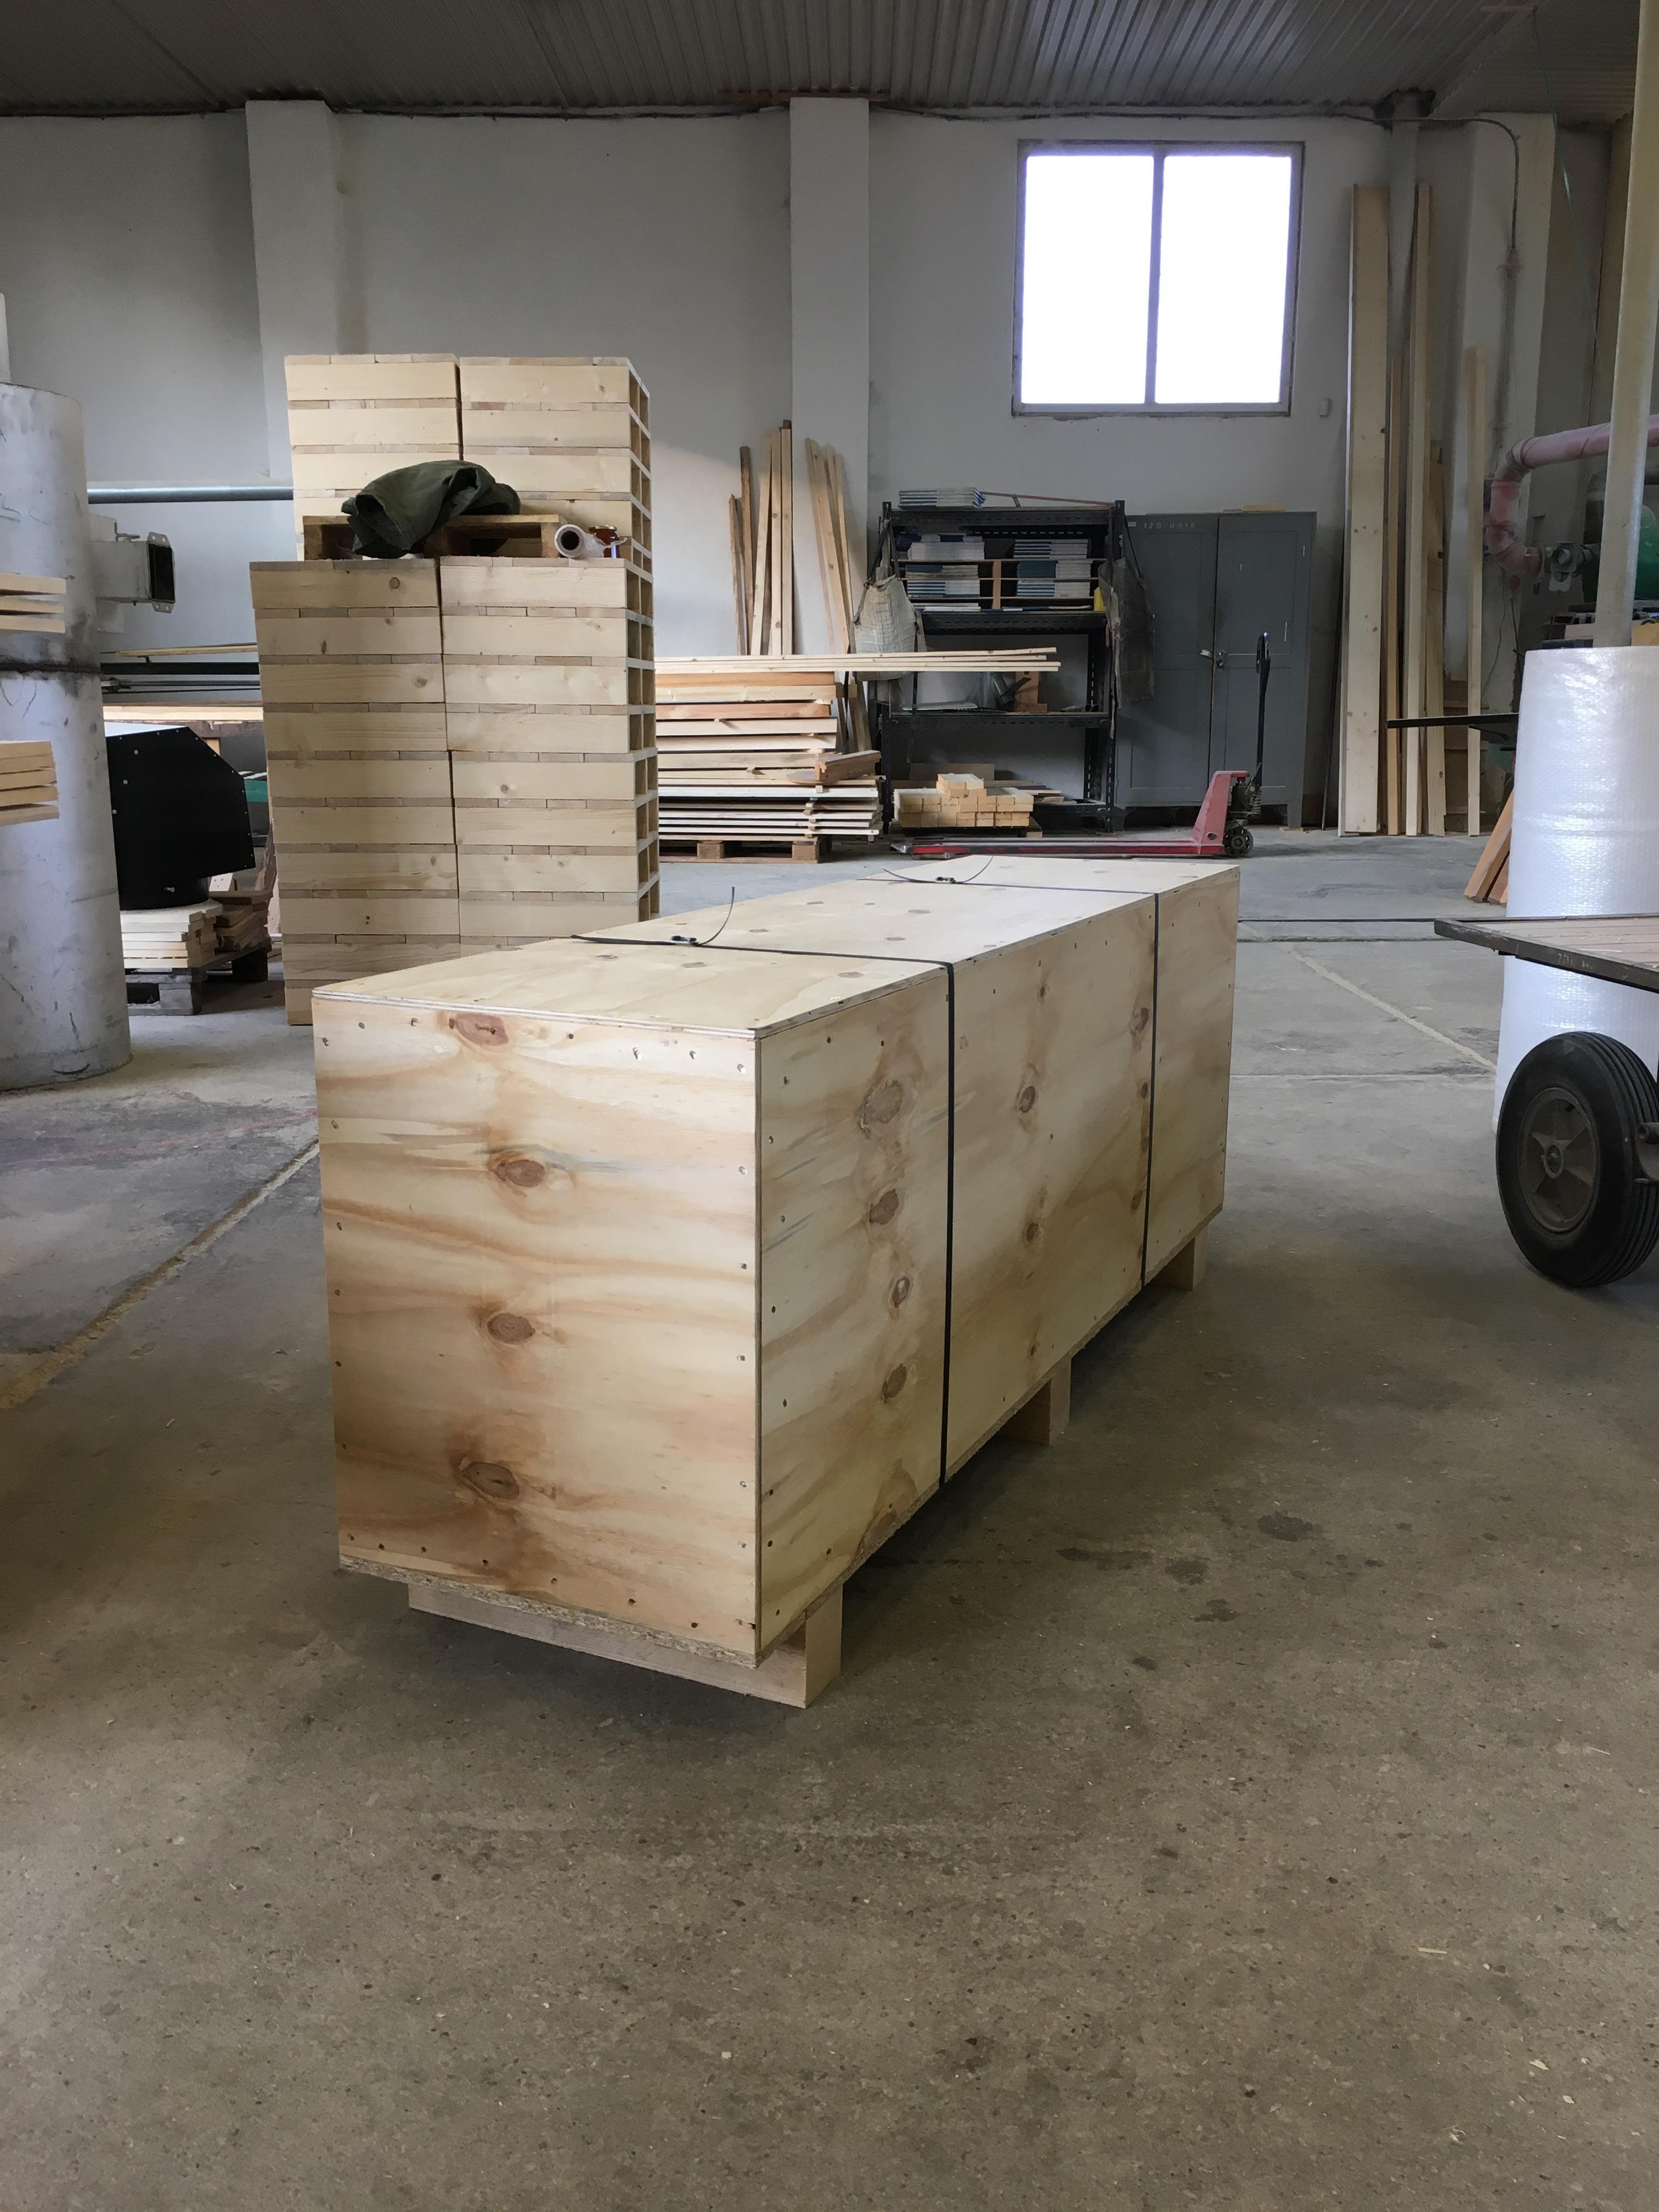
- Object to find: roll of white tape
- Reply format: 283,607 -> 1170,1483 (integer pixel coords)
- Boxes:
554,523 -> 607,559
1494,645 -> 1659,1114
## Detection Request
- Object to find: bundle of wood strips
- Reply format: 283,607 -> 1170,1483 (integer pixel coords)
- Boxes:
0,739 -> 59,825
121,903 -> 220,972
894,775 -> 1042,833
655,660 -> 879,851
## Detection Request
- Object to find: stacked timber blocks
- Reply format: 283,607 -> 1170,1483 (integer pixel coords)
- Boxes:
258,356 -> 656,1022
443,555 -> 656,948
285,356 -> 464,555
895,775 -> 1039,833
459,357 -> 651,565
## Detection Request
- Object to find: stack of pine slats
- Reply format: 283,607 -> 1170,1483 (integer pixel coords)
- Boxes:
0,739 -> 59,825
461,358 -> 651,568
253,560 -> 458,1013
285,357 -> 464,555
258,355 -> 658,1020
0,572 -> 67,637
654,661 -> 879,850
443,554 -> 657,947
894,776 -> 1041,832
121,902 -> 220,971
285,355 -> 651,572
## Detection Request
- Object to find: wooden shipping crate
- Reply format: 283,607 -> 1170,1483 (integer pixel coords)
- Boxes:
614,878 -> 1159,1466
314,867 -> 1235,1702
285,355 -> 462,554
905,857 -> 1239,1278
315,939 -> 950,1677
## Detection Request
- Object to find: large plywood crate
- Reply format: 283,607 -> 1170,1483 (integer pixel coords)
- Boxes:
314,864 -> 1238,1704
285,356 -> 462,554
316,940 -> 950,1695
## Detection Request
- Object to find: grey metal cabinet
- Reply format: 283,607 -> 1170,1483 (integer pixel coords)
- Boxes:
1115,510 -> 1314,815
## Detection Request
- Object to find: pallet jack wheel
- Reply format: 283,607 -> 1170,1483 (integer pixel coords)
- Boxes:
1223,820 -> 1254,857
1496,1032 -> 1659,1286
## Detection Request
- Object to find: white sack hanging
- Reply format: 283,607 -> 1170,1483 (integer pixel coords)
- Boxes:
1493,645 -> 1659,1118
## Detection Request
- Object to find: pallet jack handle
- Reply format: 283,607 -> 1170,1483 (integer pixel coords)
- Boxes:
1254,630 -> 1271,783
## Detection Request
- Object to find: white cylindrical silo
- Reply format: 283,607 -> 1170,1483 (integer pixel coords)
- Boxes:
0,382 -> 129,1089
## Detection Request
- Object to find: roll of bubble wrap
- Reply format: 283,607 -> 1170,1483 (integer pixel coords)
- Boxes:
1493,645 -> 1659,1115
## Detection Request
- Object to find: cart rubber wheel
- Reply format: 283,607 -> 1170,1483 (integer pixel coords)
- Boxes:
1223,821 -> 1254,857
1496,1032 -> 1659,1286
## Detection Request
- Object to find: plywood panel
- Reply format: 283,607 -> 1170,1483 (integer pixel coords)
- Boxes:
611,878 -> 1156,1468
270,805 -> 457,848
456,850 -> 650,896
757,979 -> 950,1645
444,709 -> 650,755
276,848 -> 459,894
452,802 -> 648,849
451,757 -> 651,804
315,996 -> 760,1652
263,707 -> 450,757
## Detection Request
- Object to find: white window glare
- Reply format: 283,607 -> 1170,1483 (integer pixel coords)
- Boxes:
1154,153 -> 1294,404
1017,144 -> 1296,411
1019,151 -> 1153,406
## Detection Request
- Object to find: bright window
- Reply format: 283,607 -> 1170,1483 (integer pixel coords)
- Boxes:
1016,144 -> 1299,412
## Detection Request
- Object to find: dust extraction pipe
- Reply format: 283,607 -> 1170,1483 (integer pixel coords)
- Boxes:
1485,415 -> 1659,579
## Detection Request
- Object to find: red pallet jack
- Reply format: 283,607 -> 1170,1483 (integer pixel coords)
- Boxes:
894,634 -> 1271,862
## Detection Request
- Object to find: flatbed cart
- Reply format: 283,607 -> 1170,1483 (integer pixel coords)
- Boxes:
1436,915 -> 1659,1285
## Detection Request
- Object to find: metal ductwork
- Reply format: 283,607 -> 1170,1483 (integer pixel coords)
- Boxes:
1485,414 -> 1659,580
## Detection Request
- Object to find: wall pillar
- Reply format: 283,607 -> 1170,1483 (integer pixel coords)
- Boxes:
789,98 -> 871,652
244,100 -> 352,483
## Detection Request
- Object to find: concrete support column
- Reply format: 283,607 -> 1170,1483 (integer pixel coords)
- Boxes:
244,100 -> 352,483
789,98 -> 871,653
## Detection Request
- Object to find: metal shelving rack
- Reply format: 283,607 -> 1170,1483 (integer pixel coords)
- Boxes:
872,501 -> 1128,805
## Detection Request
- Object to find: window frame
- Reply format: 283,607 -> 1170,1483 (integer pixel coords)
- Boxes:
1012,138 -> 1304,419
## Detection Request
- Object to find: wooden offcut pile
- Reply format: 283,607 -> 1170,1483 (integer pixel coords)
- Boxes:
121,903 -> 219,971
0,572 -> 67,638
894,774 -> 1042,832
0,739 -> 59,825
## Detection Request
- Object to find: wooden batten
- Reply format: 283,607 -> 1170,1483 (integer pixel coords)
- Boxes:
1340,186 -> 1389,834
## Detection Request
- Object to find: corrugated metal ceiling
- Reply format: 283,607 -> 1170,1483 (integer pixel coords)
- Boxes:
0,0 -> 1632,119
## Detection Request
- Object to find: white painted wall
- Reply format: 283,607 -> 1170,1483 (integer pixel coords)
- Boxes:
0,114 -> 290,647
340,113 -> 791,652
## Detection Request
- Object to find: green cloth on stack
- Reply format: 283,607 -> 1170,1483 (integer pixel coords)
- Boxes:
343,461 -> 520,558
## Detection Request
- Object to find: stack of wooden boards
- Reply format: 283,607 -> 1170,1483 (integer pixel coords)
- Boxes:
1338,184 -> 1484,837
0,740 -> 58,826
255,357 -> 657,1024
895,774 -> 1041,833
654,657 -> 878,856
0,573 -> 66,637
313,855 -> 1238,1707
285,354 -> 650,569
120,903 -> 219,971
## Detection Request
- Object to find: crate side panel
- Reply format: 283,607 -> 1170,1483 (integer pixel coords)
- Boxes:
757,974 -> 950,1648
315,998 -> 759,1653
1144,871 -> 1240,1278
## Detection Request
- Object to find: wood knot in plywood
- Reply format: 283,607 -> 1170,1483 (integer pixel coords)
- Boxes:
890,1274 -> 912,1308
458,1458 -> 521,1502
881,1363 -> 909,1401
1017,1083 -> 1038,1114
866,1187 -> 901,1227
486,1312 -> 535,1344
1132,1003 -> 1152,1036
1023,1219 -> 1042,1245
859,1078 -> 905,1131
491,1153 -> 546,1188
451,1012 -> 509,1047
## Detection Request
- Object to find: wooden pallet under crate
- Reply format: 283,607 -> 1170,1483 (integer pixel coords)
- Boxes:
314,858 -> 1237,1705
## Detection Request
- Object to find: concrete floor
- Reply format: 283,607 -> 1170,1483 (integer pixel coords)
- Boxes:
3,836 -> 1655,2209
